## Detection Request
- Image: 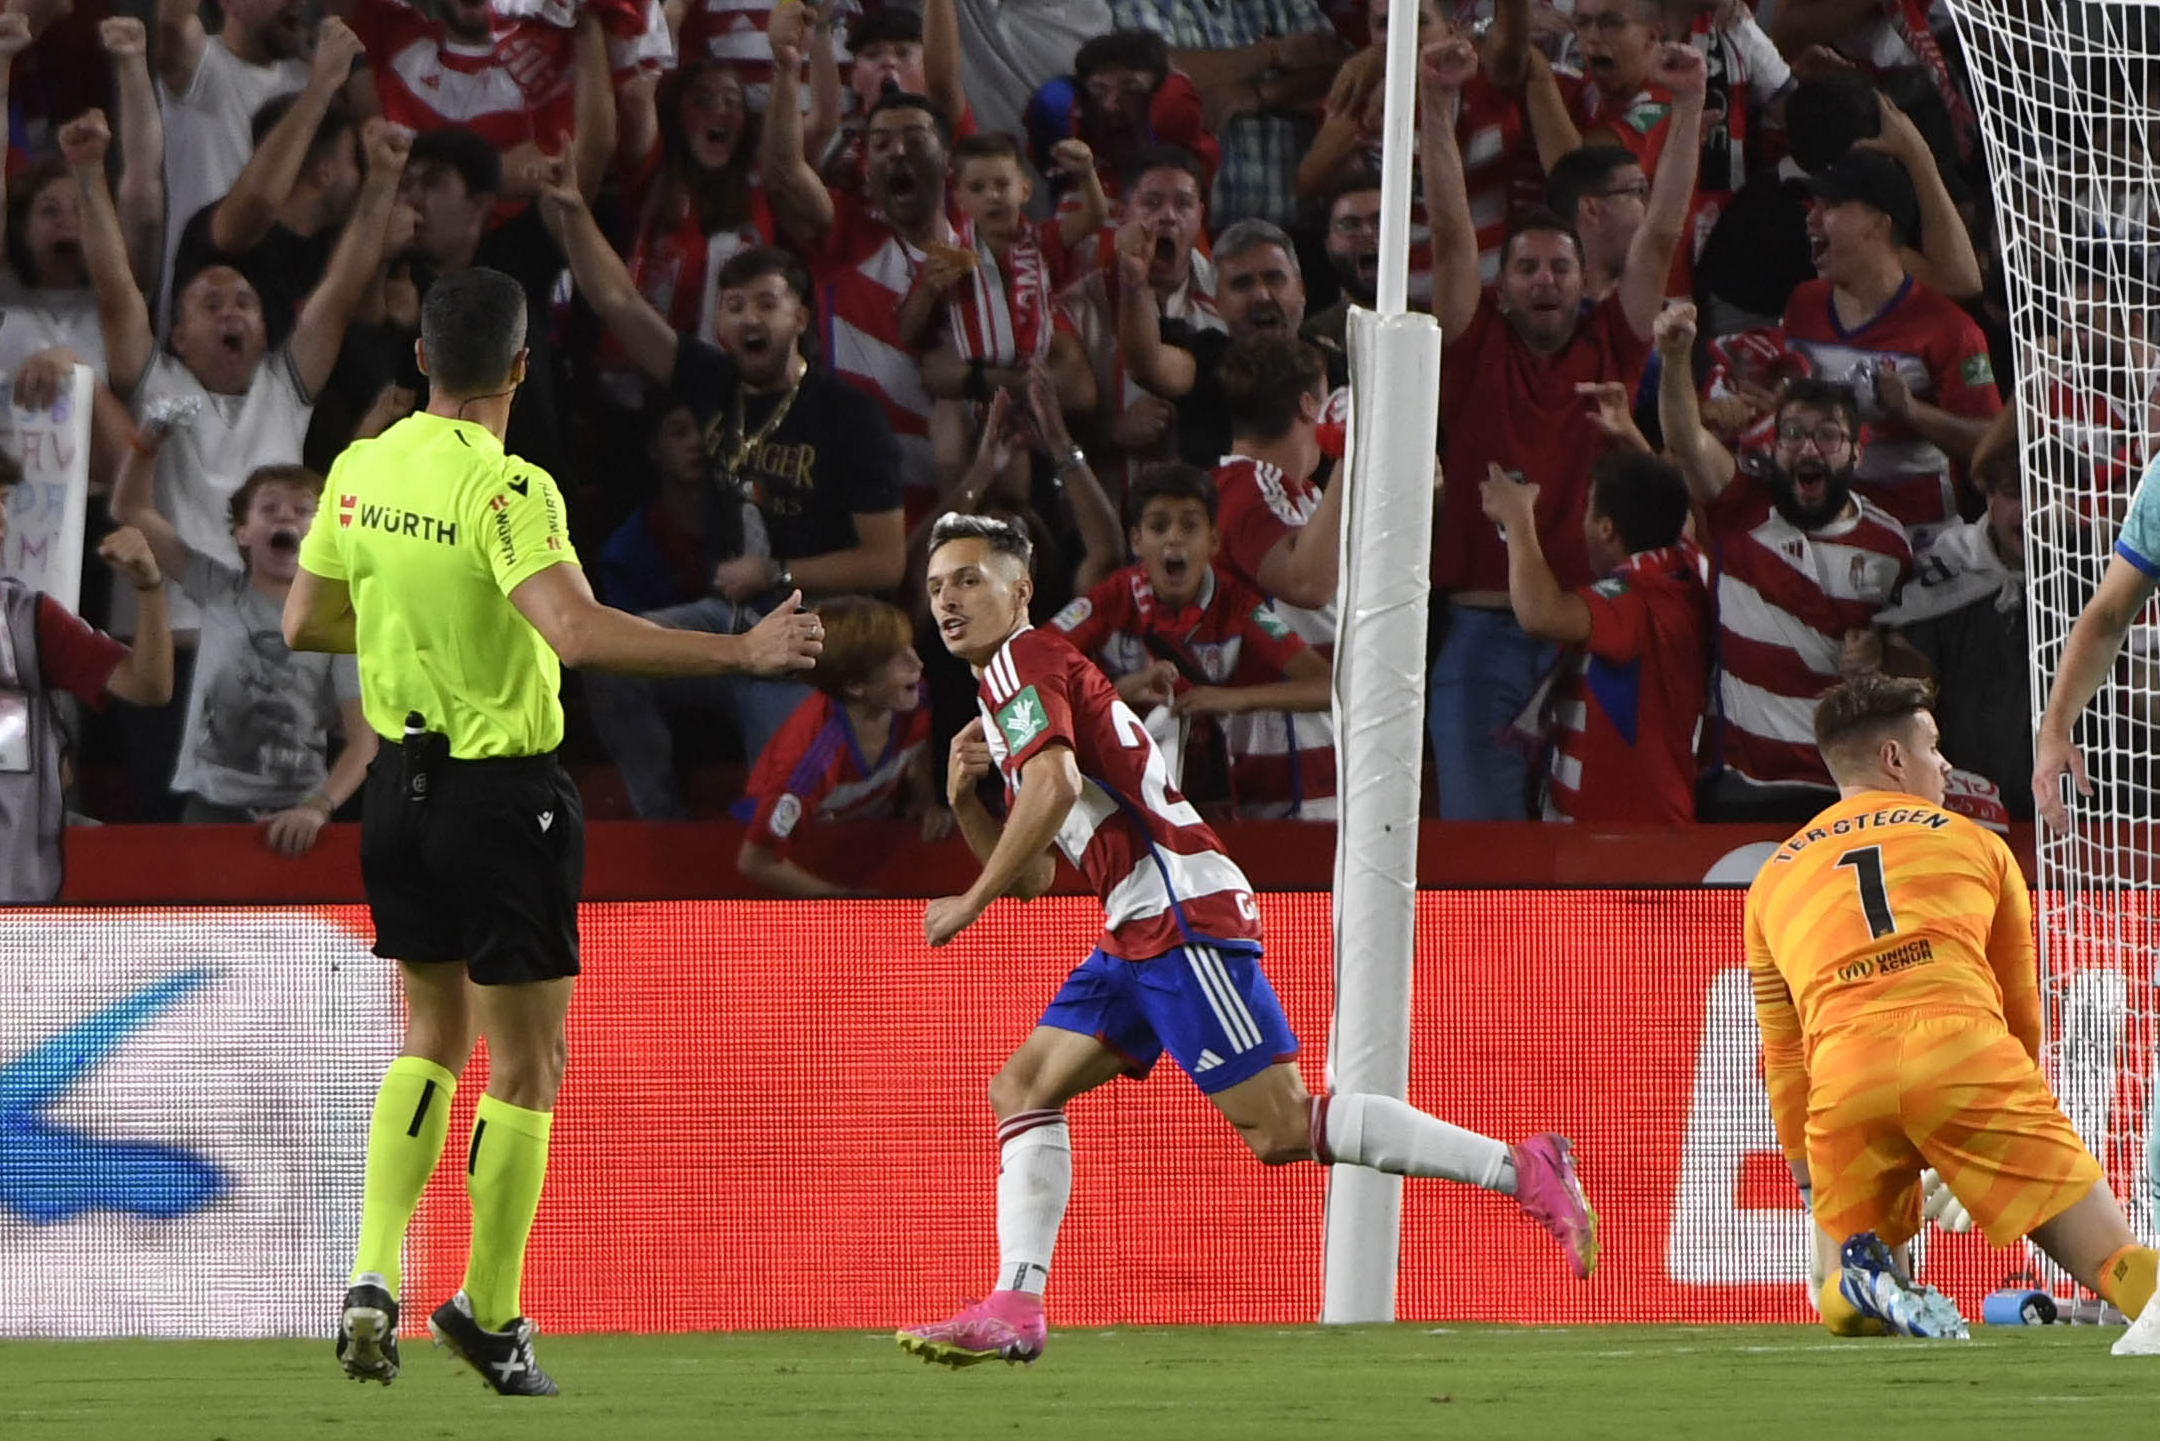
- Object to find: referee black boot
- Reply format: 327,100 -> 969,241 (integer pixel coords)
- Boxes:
335,1280 -> 400,1384
428,1292 -> 560,1396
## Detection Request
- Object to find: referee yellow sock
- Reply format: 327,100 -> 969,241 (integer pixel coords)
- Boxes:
351,1056 -> 457,1297
462,1094 -> 554,1331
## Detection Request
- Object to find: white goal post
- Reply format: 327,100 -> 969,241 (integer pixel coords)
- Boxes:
1949,0 -> 2160,1278
1320,0 -> 1444,1322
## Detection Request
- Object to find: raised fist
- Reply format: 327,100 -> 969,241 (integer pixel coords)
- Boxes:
58,110 -> 112,169
1048,138 -> 1096,181
362,118 -> 415,176
96,15 -> 144,58
766,0 -> 814,67
311,16 -> 366,88
1653,301 -> 1696,357
1419,38 -> 1479,94
98,526 -> 162,590
1648,42 -> 1708,100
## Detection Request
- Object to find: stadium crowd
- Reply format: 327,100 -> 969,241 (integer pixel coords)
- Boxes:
0,0 -> 2099,897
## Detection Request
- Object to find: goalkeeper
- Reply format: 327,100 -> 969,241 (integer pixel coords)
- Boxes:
1747,674 -> 2160,1349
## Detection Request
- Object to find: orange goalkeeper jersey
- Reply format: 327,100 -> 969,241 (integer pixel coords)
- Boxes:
1743,789 -> 2039,1162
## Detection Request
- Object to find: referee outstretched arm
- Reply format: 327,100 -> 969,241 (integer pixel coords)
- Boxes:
290,266 -> 819,1397
288,543 -> 823,677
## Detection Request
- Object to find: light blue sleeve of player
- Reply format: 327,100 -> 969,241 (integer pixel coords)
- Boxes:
2116,459 -> 2160,576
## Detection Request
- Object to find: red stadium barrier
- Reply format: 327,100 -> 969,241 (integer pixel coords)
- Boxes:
55,820 -> 2041,901
362,892 -> 2074,1332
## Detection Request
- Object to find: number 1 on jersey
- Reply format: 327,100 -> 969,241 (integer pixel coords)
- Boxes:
1835,845 -> 1897,939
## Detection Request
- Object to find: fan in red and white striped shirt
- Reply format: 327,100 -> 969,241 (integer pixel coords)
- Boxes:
1700,382 -> 1913,804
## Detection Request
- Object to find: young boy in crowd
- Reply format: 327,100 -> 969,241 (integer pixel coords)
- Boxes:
902,132 -> 1106,489
734,595 -> 947,897
108,397 -> 375,853
1051,462 -> 1332,818
1479,450 -> 1710,823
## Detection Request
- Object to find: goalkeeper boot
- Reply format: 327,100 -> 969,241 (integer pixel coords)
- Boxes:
896,1291 -> 1047,1367
1510,1133 -> 1599,1279
335,1278 -> 400,1384
427,1292 -> 560,1396
1837,1233 -> 1969,1339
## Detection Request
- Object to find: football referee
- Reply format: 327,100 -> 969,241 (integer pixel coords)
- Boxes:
283,266 -> 820,1396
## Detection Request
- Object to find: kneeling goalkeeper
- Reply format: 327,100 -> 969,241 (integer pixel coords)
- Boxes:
1746,674 -> 2159,1348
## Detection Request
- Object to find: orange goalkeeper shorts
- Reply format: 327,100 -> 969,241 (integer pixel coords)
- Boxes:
1805,1011 -> 2102,1249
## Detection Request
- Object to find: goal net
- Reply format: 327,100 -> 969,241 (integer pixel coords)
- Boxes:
1950,0 -> 2160,1299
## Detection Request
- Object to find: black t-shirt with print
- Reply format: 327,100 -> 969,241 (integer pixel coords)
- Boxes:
669,336 -> 903,581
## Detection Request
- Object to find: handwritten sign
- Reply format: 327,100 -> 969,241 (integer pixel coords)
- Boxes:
0,364 -> 93,612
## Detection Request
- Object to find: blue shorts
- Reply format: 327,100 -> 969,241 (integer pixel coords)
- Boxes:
1038,943 -> 1299,1095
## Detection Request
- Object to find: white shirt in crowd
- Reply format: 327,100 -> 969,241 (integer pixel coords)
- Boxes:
157,37 -> 309,331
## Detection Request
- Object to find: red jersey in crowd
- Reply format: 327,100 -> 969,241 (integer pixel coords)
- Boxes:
1324,69 -> 1540,296
804,189 -> 949,483
736,688 -> 929,856
1055,257 -> 1220,494
1544,542 -> 1711,823
1052,562 -> 1325,819
675,0 -> 873,111
1781,276 -> 2004,541
19,592 -> 127,706
1704,472 -> 1913,790
978,626 -> 1263,959
356,0 -> 666,160
1435,290 -> 1653,594
602,139 -> 775,398
1210,454 -> 1338,819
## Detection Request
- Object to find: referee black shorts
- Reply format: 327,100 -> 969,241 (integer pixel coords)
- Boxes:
360,749 -> 583,985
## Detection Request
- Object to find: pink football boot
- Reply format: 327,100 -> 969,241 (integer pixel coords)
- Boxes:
896,1291 -> 1047,1367
1510,1133 -> 1599,1279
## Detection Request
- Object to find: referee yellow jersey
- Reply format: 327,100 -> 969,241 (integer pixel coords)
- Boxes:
298,412 -> 579,758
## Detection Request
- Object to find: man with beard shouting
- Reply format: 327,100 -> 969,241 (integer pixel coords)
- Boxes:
1420,34 -> 1703,819
762,19 -> 955,498
1657,301 -> 1916,822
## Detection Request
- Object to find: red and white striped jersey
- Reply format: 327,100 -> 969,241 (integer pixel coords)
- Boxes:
601,138 -> 775,401
1056,257 -> 1221,492
1209,454 -> 1338,818
1780,276 -> 2003,543
1051,562 -> 1321,820
978,625 -> 1263,959
675,0 -> 865,112
805,189 -> 944,463
1704,472 -> 1913,789
356,0 -> 668,158
1320,70 -> 1539,296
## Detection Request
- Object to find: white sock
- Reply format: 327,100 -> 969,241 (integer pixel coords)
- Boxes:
1317,1093 -> 1516,1194
995,1111 -> 1070,1296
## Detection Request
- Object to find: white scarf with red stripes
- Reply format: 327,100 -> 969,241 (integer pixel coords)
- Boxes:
945,218 -> 1053,367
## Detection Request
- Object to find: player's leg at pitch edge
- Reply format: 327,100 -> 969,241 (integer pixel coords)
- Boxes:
896,1291 -> 1049,1367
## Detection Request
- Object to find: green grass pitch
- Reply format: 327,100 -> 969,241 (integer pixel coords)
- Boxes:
2,1324 -> 2148,1440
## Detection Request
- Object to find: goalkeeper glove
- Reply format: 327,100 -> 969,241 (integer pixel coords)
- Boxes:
1920,1168 -> 1975,1233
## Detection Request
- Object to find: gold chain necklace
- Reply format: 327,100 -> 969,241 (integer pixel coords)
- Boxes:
725,364 -> 806,482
